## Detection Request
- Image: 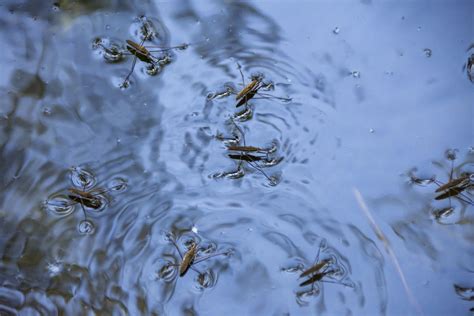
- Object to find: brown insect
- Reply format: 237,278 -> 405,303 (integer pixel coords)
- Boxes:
166,235 -> 231,278
432,153 -> 473,205
299,242 -> 351,290
67,188 -> 105,209
234,62 -> 291,108
120,39 -> 189,87
226,145 -> 268,153
228,153 -> 264,162
218,119 -> 279,185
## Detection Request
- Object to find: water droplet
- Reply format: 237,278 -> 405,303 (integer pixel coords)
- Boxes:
42,107 -> 52,116
423,48 -> 432,58
369,128 -> 375,133
105,24 -> 111,30
351,71 -> 361,78
46,261 -> 63,276
78,220 -> 95,235
116,138 -> 121,144
417,26 -> 422,31
332,27 -> 340,35
191,226 -> 198,233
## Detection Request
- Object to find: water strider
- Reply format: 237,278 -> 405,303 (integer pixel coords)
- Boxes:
298,242 -> 352,290
217,118 -> 281,185
164,233 -> 232,278
234,62 -> 291,108
120,39 -> 188,87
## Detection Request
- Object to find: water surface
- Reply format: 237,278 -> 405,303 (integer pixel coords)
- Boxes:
0,0 -> 473,315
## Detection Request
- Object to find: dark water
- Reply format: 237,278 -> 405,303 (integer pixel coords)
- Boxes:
0,0 -> 473,315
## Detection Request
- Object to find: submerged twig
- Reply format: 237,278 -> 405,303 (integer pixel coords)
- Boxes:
353,188 -> 423,315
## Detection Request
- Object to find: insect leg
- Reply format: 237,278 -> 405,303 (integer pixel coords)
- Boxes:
236,62 -> 246,86
192,251 -> 230,265
168,237 -> 184,260
122,55 -> 138,86
255,92 -> 292,102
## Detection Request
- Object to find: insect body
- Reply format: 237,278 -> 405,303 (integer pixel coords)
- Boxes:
166,235 -> 231,278
120,39 -> 189,87
435,173 -> 472,201
179,242 -> 198,277
67,188 -> 103,209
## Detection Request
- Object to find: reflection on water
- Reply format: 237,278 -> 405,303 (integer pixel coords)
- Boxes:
1,0 -> 473,315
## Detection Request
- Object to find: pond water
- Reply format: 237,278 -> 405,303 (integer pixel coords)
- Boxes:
0,0 -> 473,315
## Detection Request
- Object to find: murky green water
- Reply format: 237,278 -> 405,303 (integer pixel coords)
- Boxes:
1,0 -> 473,315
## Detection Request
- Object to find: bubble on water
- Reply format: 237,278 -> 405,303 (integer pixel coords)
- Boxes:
423,48 -> 432,58
42,107 -> 52,116
332,27 -> 340,35
78,220 -> 95,235
351,71 -> 361,78
195,270 -> 216,290
70,167 -> 96,189
43,196 -> 75,216
108,177 -> 128,192
417,26 -> 422,31
46,261 -> 63,276
105,24 -> 111,30
191,226 -> 198,234
369,128 -> 375,133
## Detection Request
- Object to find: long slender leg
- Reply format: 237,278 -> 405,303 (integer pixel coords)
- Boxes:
246,160 -> 274,184
255,92 -> 292,102
79,184 -> 88,220
121,56 -> 138,87
192,251 -> 230,265
190,266 -> 202,275
121,38 -> 146,86
434,180 -> 474,205
168,237 -> 184,259
236,62 -> 246,86
319,279 -> 353,287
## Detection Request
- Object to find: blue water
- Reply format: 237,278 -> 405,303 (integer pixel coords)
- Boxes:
0,1 -> 473,315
